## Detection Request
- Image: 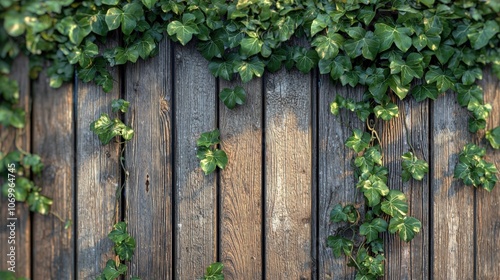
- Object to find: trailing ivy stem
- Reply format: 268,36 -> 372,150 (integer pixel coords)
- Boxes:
15,129 -> 29,155
401,104 -> 418,157
50,211 -> 65,224
348,254 -> 361,271
366,118 -> 383,153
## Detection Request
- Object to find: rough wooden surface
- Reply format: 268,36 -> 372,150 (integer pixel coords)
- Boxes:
476,69 -> 500,279
380,97 -> 429,279
317,77 -> 365,280
124,39 -> 173,279
431,91 -> 474,279
173,42 -> 217,279
219,77 -> 263,280
0,55 -> 31,277
76,50 -> 122,277
32,71 -> 74,279
264,68 -> 313,279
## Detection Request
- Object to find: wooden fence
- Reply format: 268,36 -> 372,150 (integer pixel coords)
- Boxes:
1,38 -> 499,280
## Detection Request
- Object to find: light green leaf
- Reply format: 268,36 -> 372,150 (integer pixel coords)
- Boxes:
197,129 -> 221,148
235,57 -> 265,83
330,204 -> 348,223
374,102 -> 399,121
142,0 -> 158,9
381,190 -> 408,218
468,21 -> 499,50
240,37 -> 263,57
388,216 -> 421,242
485,127 -> 500,149
374,23 -> 413,52
401,152 -> 429,182
345,129 -> 371,153
344,28 -> 379,60
311,32 -> 344,60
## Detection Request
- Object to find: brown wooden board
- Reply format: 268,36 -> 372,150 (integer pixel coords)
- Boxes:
431,91 -> 474,279
476,69 -> 500,279
317,78 -> 366,280
124,39 -> 173,279
0,56 -> 31,277
173,42 -> 217,279
76,45 -> 122,277
264,68 -> 313,279
379,97 -> 430,279
219,77 -> 263,279
31,70 -> 75,279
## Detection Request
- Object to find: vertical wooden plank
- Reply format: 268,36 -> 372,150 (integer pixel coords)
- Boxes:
0,56 -> 31,277
31,71 -> 74,279
476,69 -> 500,279
77,44 -> 122,277
431,92 -> 474,279
317,77 -> 365,280
264,68 -> 312,279
124,39 -> 173,278
174,42 -> 217,279
379,97 -> 430,279
219,78 -> 262,279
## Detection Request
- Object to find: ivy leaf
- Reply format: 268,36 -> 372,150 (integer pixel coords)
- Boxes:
4,10 -> 26,37
330,204 -> 347,223
115,236 -> 136,261
311,32 -> 344,60
318,55 -> 352,80
27,191 -> 52,215
142,0 -> 158,10
310,13 -> 330,37
204,262 -> 224,280
22,154 -> 44,174
197,129 -> 221,148
374,103 -> 399,121
411,84 -> 439,102
167,14 -> 199,45
219,86 -> 246,109
106,3 -> 144,36
467,21 -> 499,50
381,190 -> 408,218
485,127 -> 500,149
90,113 -> 134,145
209,59 -> 234,81
234,57 -> 265,83
101,260 -> 127,280
344,28 -> 379,60
197,36 -> 224,60
293,48 -> 319,73
198,148 -> 228,175
456,84 -> 483,107
374,23 -> 413,52
240,37 -> 263,57
389,53 -> 424,85
359,218 -> 388,243
401,152 -> 429,182
108,222 -> 130,244
388,216 -> 421,242
111,99 -> 130,113
327,235 -> 353,257
345,129 -> 371,153
425,66 -> 455,93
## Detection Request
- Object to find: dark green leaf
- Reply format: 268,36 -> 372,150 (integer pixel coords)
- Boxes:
373,103 -> 399,121
359,218 -> 388,243
345,129 -> 371,153
327,235 -> 353,257
401,152 -> 429,182
111,99 -> 130,113
330,204 -> 348,223
234,57 -> 265,83
219,86 -> 246,109
485,127 -> 500,149
197,129 -> 221,148
411,84 -> 439,102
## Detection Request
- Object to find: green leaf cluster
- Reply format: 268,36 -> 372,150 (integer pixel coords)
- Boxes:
90,99 -> 134,145
196,129 -> 228,175
454,144 -> 498,192
0,150 -> 52,215
96,222 -> 140,280
401,151 -> 429,182
203,262 -> 224,280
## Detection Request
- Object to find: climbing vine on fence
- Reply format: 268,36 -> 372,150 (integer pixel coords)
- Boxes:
1,0 -> 500,278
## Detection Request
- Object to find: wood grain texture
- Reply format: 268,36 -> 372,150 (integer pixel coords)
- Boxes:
76,49 -> 122,277
264,68 -> 313,279
31,70 -> 74,279
317,77 -> 365,280
0,55 -> 31,277
379,97 -> 429,279
219,77 -> 262,280
431,91 -> 474,279
173,42 -> 217,279
476,69 -> 500,279
124,39 -> 173,279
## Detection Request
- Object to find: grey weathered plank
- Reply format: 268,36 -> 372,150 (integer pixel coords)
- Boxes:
76,48 -> 122,277
431,91 -> 474,279
32,70 -> 74,279
174,42 -> 217,279
317,77 -> 365,280
379,97 -> 429,279
476,69 -> 500,279
0,55 -> 31,277
219,77 -> 262,280
264,68 -> 313,279
124,38 -> 173,279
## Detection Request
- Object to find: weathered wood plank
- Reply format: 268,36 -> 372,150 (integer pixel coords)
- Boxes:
174,42 -> 217,279
476,69 -> 500,279
264,68 -> 312,279
76,47 -> 122,277
219,77 -> 262,280
0,55 -> 31,277
32,70 -> 74,279
317,77 -> 365,280
431,92 -> 474,279
124,39 -> 173,279
380,97 -> 430,279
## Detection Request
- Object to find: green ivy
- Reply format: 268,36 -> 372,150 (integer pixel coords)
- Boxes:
196,129 -> 228,175
202,262 -> 224,280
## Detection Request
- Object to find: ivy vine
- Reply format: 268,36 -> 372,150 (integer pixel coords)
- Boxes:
1,0 -> 500,279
